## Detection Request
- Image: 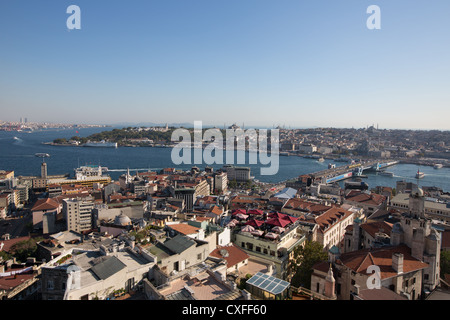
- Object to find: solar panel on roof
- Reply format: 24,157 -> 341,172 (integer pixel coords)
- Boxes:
266,283 -> 277,292
260,279 -> 272,288
253,277 -> 265,287
272,285 -> 284,295
246,272 -> 290,295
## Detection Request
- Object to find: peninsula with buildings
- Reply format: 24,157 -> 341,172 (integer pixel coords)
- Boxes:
51,124 -> 450,169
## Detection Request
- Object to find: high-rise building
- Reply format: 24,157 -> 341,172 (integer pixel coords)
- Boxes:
41,162 -> 48,179
63,198 -> 95,233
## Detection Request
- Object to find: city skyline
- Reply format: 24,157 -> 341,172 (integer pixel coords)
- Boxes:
1,1 -> 450,129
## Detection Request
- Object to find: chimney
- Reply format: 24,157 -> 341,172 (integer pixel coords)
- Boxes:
392,252 -> 404,274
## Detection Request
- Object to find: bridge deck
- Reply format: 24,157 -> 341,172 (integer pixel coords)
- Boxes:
310,160 -> 398,182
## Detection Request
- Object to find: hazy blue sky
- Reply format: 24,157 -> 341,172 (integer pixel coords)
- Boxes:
1,1 -> 449,129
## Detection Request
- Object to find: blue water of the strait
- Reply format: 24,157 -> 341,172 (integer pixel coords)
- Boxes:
1,127 -> 450,192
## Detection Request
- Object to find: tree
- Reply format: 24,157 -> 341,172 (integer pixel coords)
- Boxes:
9,237 -> 43,263
289,240 -> 328,289
440,250 -> 450,278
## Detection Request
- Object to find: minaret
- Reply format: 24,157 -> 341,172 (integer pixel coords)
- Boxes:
41,162 -> 48,179
324,264 -> 336,299
126,167 -> 131,184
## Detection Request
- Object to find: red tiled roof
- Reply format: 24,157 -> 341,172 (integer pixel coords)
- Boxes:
209,205 -> 223,216
360,221 -> 393,238
31,198 -> 60,211
169,223 -> 200,235
345,191 -> 386,206
283,198 -> 331,214
0,269 -> 36,291
210,244 -> 249,268
315,207 -> 353,233
336,245 -> 427,280
0,236 -> 31,253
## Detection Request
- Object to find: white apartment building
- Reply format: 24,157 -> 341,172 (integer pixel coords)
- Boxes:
63,198 -> 95,233
214,172 -> 228,193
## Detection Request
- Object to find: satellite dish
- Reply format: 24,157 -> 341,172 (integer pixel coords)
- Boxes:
219,249 -> 229,258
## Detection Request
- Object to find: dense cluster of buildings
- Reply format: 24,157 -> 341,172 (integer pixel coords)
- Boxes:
277,126 -> 450,165
0,119 -> 106,132
1,157 -> 449,301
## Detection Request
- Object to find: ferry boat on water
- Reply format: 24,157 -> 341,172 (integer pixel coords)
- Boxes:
434,163 -> 443,169
83,140 -> 118,148
35,153 -> 50,158
415,169 -> 425,179
378,171 -> 394,177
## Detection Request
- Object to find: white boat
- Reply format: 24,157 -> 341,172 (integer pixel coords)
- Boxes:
35,153 -> 50,158
415,169 -> 425,179
434,164 -> 443,169
318,157 -> 325,162
83,140 -> 118,148
379,171 -> 394,177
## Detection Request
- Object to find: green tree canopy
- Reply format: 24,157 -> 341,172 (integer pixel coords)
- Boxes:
9,237 -> 43,263
289,240 -> 328,289
440,250 -> 450,278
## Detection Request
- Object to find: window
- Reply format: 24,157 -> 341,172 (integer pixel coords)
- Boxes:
47,280 -> 54,290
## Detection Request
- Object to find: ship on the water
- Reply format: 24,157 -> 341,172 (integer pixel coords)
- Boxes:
415,169 -> 425,179
35,153 -> 50,158
83,140 -> 118,148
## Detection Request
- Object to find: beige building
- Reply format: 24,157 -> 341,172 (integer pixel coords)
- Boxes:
234,220 -> 306,280
314,207 -> 355,250
311,244 -> 428,300
63,198 -> 95,233
313,187 -> 443,300
214,172 -> 228,193
224,165 -> 251,183
390,192 -> 450,224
